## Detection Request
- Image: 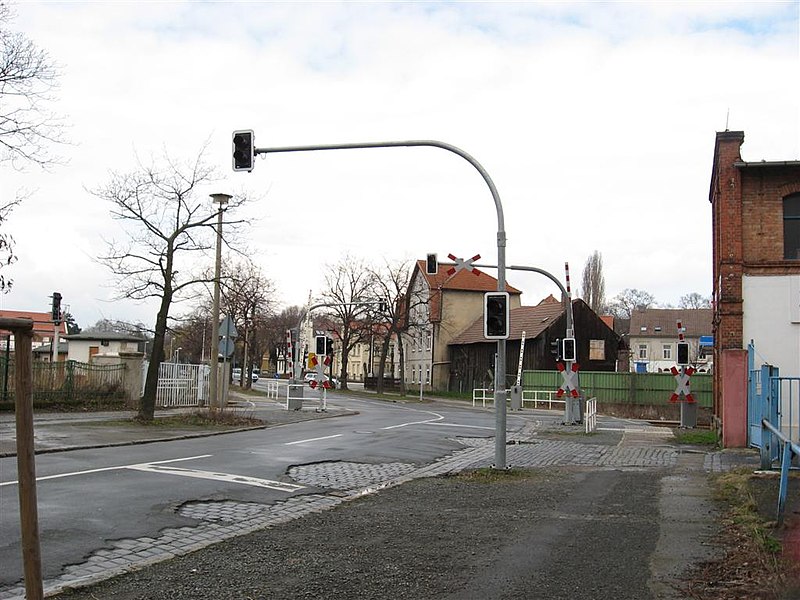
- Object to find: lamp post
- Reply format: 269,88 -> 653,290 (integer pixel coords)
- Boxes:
175,347 -> 182,364
208,193 -> 231,410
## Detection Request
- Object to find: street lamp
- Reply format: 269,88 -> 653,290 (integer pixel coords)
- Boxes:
175,347 -> 182,364
208,193 -> 231,410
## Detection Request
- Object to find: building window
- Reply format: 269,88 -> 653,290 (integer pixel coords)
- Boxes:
784,193 -> 800,259
425,366 -> 430,384
662,344 -> 672,360
638,344 -> 647,359
589,339 -> 605,361
426,332 -> 432,351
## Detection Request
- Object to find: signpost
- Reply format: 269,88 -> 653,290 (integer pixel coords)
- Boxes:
671,320 -> 697,428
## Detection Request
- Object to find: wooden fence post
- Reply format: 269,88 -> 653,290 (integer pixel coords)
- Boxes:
1,318 -> 43,599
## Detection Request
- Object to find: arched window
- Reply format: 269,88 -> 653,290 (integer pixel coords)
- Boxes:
785,193 -> 800,259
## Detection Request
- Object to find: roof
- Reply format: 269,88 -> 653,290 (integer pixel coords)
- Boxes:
33,342 -> 69,354
0,310 -> 67,337
63,331 -> 145,342
629,308 -> 712,338
413,260 -> 522,294
450,295 -> 567,345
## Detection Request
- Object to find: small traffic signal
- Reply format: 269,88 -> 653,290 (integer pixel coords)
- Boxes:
550,337 -> 561,359
562,337 -> 576,362
483,292 -> 509,339
325,337 -> 334,357
51,292 -> 62,323
232,130 -> 255,172
426,253 -> 438,275
315,335 -> 327,356
677,342 -> 690,366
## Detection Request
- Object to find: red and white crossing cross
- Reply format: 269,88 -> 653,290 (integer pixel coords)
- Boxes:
670,366 -> 696,403
556,362 -> 581,398
446,253 -> 482,277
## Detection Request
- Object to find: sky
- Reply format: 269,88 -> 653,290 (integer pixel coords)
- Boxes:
2,0 -> 799,331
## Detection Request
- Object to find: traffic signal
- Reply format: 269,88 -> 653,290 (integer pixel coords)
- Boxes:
325,337 -> 334,357
483,292 -> 509,339
550,337 -> 561,359
426,253 -> 438,275
562,337 -> 576,362
51,292 -> 62,323
232,130 -> 254,172
677,342 -> 690,366
315,335 -> 327,356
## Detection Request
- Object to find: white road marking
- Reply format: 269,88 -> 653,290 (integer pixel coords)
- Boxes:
381,411 -> 445,430
284,433 -> 343,446
126,464 -> 304,492
422,422 -> 495,430
0,454 -> 212,487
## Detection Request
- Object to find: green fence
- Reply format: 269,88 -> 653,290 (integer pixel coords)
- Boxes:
521,369 -> 712,408
0,358 -> 126,409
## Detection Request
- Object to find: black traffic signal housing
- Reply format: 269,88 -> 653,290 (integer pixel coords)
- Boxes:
232,130 -> 255,172
550,337 -> 561,360
483,292 -> 509,340
315,335 -> 327,356
426,253 -> 438,275
677,342 -> 690,366
562,337 -> 576,362
325,337 -> 334,357
51,292 -> 62,323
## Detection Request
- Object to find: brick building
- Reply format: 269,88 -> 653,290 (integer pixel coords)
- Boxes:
710,130 -> 800,447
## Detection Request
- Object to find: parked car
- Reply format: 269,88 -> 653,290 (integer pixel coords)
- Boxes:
304,372 -> 338,389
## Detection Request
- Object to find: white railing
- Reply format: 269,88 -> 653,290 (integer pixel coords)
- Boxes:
521,390 -> 565,410
472,388 -> 566,410
585,397 -> 597,433
266,380 -> 282,400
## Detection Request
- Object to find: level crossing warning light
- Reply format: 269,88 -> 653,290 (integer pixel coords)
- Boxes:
562,338 -> 576,362
483,292 -> 509,340
315,335 -> 327,356
676,341 -> 690,366
426,253 -> 438,275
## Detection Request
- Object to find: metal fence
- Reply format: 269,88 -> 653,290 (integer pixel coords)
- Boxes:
142,361 -> 209,408
0,358 -> 126,405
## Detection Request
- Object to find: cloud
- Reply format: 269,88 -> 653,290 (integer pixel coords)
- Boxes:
2,1 -> 798,329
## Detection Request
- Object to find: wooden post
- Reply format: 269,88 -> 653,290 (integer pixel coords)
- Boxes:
1,318 -> 43,599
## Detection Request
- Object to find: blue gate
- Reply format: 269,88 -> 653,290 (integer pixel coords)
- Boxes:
747,341 -> 779,451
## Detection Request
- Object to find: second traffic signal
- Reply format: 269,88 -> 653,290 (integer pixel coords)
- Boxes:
562,337 -> 576,362
483,292 -> 509,340
232,130 -> 255,172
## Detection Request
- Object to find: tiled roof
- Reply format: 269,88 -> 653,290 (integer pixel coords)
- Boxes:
0,310 -> 67,336
450,296 -> 568,345
629,308 -> 712,338
64,331 -> 145,342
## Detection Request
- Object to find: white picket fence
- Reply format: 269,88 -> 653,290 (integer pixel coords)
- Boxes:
472,388 -> 565,410
142,361 -> 209,408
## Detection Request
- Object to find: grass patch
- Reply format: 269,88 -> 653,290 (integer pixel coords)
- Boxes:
95,410 -> 264,429
455,467 -> 537,483
672,428 -> 718,446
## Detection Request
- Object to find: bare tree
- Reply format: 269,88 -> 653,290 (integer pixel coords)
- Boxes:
580,250 -> 606,314
320,255 -> 375,391
263,306 -> 304,376
366,258 -> 431,395
92,149 -> 247,421
0,2 -> 64,167
679,292 -> 711,309
607,288 -> 656,319
220,259 -> 275,388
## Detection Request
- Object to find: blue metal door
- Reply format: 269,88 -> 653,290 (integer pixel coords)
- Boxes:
748,341 -> 780,451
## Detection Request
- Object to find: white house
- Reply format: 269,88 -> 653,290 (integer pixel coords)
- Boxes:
63,332 -> 145,363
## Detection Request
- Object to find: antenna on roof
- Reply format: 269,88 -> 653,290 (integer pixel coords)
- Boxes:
725,108 -> 730,132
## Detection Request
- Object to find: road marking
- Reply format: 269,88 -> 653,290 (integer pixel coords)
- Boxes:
284,434 -> 343,446
126,464 -> 304,492
422,422 -> 495,431
0,454 -> 212,487
381,411 -> 444,430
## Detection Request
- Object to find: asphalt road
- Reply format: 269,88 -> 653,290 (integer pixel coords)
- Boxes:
0,393 -> 536,588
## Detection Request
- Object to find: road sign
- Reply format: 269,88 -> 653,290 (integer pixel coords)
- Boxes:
218,338 -> 235,357
219,316 -> 238,339
446,253 -> 481,276
556,362 -> 580,398
670,366 -> 696,403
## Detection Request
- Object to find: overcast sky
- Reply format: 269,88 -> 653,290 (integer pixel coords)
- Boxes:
2,1 -> 799,331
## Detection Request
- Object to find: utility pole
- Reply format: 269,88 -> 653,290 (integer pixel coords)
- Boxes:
208,193 -> 230,410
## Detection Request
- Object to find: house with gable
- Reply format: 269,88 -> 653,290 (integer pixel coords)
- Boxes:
403,258 -> 522,392
710,130 -> 800,447
449,295 -> 620,392
0,310 -> 68,358
628,308 -> 713,374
